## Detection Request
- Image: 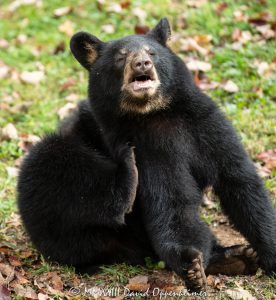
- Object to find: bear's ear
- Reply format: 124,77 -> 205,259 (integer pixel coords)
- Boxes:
70,32 -> 105,70
148,18 -> 171,45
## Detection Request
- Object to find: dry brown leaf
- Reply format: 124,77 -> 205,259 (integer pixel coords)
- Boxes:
225,287 -> 256,300
233,10 -> 248,22
53,41 -> 65,54
60,78 -> 77,92
0,39 -> 9,49
0,63 -> 10,79
0,263 -> 15,285
215,3 -> 228,15
65,93 -> 80,102
108,3 -> 122,13
257,149 -> 276,170
221,80 -> 239,93
58,20 -> 75,36
14,270 -> 29,285
126,275 -> 150,292
8,0 -> 42,12
6,167 -> 19,178
0,285 -> 11,300
19,250 -> 33,258
186,60 -> 212,72
51,272 -> 63,291
20,70 -> 44,85
180,38 -> 208,56
101,24 -> 115,34
1,123 -> 18,140
206,275 -> 225,290
54,6 -> 72,17
255,25 -> 275,40
46,284 -> 65,297
248,12 -> 273,26
232,28 -> 242,41
187,0 -> 207,8
14,284 -> 38,299
134,25 -> 150,35
8,256 -> 21,267
37,293 -> 50,300
57,103 -> 77,120
132,8 -> 147,22
18,134 -> 40,152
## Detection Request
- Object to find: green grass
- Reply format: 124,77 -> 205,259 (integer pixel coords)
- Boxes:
0,0 -> 275,298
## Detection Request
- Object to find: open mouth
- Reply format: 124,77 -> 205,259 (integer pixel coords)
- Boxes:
130,73 -> 155,91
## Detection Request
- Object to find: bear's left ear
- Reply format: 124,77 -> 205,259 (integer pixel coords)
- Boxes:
70,32 -> 105,70
147,18 -> 171,46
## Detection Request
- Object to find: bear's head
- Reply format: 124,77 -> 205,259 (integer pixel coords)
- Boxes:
70,18 -> 190,115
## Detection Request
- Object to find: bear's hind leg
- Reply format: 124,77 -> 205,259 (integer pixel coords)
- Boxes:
206,244 -> 259,276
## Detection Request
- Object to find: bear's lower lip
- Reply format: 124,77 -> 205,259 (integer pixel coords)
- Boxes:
132,79 -> 154,91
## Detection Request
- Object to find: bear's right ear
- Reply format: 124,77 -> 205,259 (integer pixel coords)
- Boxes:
70,32 -> 105,70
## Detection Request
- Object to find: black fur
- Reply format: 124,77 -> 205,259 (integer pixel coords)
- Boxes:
18,19 -> 276,286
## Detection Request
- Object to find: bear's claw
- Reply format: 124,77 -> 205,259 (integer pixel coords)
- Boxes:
186,253 -> 207,291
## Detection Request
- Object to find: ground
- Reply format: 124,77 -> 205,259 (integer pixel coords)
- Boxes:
0,0 -> 275,299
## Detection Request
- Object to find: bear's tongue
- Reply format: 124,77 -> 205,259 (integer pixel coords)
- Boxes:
133,79 -> 152,91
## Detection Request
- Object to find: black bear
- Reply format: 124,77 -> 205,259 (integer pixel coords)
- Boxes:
17,18 -> 276,291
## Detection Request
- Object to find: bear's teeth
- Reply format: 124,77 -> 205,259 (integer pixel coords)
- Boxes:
133,80 -> 152,91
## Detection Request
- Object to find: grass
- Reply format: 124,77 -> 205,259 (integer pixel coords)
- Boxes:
0,0 -> 275,298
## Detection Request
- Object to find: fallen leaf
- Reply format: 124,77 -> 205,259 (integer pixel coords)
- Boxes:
54,6 -> 72,17
18,134 -> 40,152
57,103 -> 77,120
8,256 -> 21,267
134,25 -> 150,35
46,284 -> 65,297
0,263 -> 15,285
65,93 -> 80,102
1,123 -> 18,140
51,273 -> 63,291
126,275 -> 150,292
248,12 -> 273,26
6,167 -> 19,178
0,63 -> 10,79
101,24 -> 115,34
0,285 -> 11,300
0,39 -> 9,49
107,3 -> 122,13
132,7 -> 147,22
8,0 -> 42,12
16,34 -> 27,44
60,78 -> 77,92
225,287 -> 256,300
120,1 -> 131,9
53,41 -> 65,54
215,3 -> 228,15
14,284 -> 38,299
232,28 -> 242,41
257,149 -> 276,170
20,70 -> 44,85
221,80 -> 239,93
19,250 -> 33,258
186,60 -> 212,72
38,293 -> 51,300
255,25 -> 275,40
187,0 -> 207,8
233,10 -> 248,22
207,275 -> 225,290
180,38 -> 209,55
58,20 -> 75,36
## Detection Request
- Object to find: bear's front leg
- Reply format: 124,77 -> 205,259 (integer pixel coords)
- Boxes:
139,170 -> 215,291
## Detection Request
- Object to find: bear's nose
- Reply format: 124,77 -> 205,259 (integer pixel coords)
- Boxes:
131,56 -> 153,72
